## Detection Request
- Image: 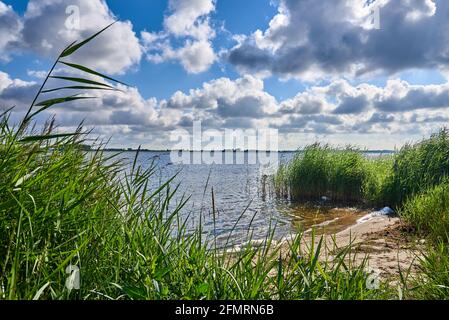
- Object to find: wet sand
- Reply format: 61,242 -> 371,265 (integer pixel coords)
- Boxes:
325,215 -> 421,277
281,213 -> 423,279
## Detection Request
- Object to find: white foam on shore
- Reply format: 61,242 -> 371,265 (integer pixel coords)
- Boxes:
310,217 -> 340,228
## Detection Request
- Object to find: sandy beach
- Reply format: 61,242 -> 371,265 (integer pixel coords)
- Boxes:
327,215 -> 421,277
280,212 -> 423,279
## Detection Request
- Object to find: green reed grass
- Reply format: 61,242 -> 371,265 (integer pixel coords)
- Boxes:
400,179 -> 449,242
276,129 -> 449,209
362,156 -> 394,206
382,129 -> 449,208
398,237 -> 449,300
275,144 -> 393,205
398,179 -> 449,300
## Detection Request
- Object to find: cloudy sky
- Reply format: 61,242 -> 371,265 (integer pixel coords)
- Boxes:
1,0 -> 448,150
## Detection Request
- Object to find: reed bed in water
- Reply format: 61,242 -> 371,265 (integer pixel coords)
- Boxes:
274,144 -> 393,205
275,129 -> 449,209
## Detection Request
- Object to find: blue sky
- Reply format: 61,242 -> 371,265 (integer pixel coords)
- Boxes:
1,0 -> 288,101
1,0 -> 449,149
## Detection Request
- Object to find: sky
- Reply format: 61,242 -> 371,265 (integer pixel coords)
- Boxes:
0,0 -> 449,150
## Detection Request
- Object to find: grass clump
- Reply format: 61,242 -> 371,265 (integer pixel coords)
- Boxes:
275,144 -> 391,204
382,131 -> 449,300
282,144 -> 331,201
0,125 -> 121,299
382,129 -> 449,208
401,239 -> 449,300
276,129 -> 449,209
397,157 -> 449,298
399,180 -> 449,242
328,147 -> 372,203
363,156 -> 394,206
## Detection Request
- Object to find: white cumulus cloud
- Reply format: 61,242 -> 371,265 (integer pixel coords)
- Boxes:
142,0 -> 217,74
0,0 -> 142,74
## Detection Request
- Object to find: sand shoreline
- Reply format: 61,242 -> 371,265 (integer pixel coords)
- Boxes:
329,215 -> 420,277
281,212 -> 423,279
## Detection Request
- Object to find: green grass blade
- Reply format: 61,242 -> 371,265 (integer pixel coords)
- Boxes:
35,96 -> 95,107
59,61 -> 128,86
41,86 -> 119,94
60,22 -> 116,57
49,76 -> 113,88
18,132 -> 82,142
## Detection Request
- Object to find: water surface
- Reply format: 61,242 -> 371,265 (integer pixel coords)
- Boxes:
107,151 -> 387,246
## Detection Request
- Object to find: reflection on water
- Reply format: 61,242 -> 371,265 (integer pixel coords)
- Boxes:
283,206 -> 369,235
106,151 -> 385,246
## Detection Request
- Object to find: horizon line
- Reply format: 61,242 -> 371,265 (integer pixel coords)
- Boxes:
98,148 -> 396,153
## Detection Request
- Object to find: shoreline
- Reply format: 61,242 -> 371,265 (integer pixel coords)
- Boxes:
279,212 -> 423,279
